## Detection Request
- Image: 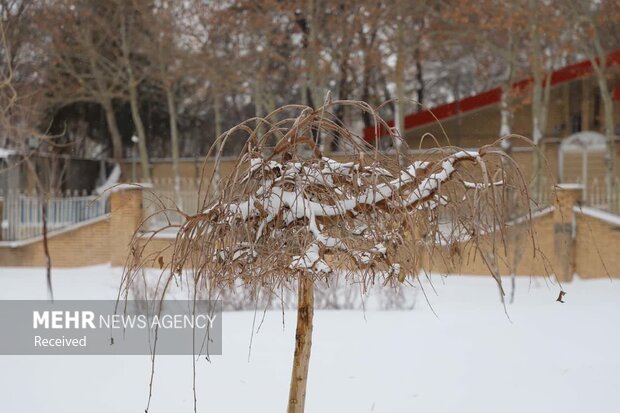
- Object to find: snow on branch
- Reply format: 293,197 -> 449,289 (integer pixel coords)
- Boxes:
124,101 -> 533,298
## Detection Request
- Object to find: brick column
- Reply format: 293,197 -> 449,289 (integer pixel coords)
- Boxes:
553,184 -> 582,282
109,186 -> 144,266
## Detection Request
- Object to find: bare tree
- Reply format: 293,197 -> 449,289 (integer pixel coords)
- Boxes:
118,0 -> 150,182
122,100 -> 533,413
140,0 -> 194,201
44,0 -> 126,163
387,1 -> 430,157
527,0 -> 557,202
562,0 -> 620,211
0,15 -> 60,299
439,1 -> 529,150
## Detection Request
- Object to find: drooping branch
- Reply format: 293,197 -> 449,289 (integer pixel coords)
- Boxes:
121,101 -> 533,413
119,102 -> 530,298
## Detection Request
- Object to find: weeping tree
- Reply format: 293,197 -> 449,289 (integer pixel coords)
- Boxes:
122,100 -> 532,413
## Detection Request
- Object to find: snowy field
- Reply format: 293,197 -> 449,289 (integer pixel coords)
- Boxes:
0,265 -> 619,413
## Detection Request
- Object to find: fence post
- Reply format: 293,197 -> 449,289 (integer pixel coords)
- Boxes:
553,184 -> 582,282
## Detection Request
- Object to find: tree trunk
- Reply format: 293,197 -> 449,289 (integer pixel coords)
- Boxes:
212,95 -> 223,199
588,23 -> 617,212
85,28 -> 123,165
393,15 -> 406,165
129,81 -> 150,182
360,54 -> 372,130
41,196 -> 53,301
120,13 -> 150,182
394,46 -> 405,139
499,86 -> 512,136
592,68 -> 617,212
165,85 -> 181,207
500,30 -> 516,150
102,99 -> 124,163
499,45 -> 515,153
601,89 -> 616,212
414,46 -> 424,108
288,275 -> 314,413
531,80 -> 543,202
529,34 -> 547,201
306,0 -> 320,109
253,79 -> 264,142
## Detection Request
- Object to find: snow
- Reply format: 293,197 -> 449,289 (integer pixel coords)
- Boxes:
105,182 -> 154,192
463,180 -> 503,189
290,242 -> 329,272
505,205 -> 554,227
560,131 -> 607,152
388,263 -> 401,277
1,265 -> 618,413
224,152 -> 477,235
402,151 -> 478,207
351,249 -> 372,265
95,163 -> 121,194
321,157 -> 355,175
557,183 -> 584,190
575,205 -> 620,226
0,148 -> 16,158
370,243 -> 387,255
357,160 -> 428,205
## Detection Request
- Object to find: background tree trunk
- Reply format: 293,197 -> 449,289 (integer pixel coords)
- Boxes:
529,17 -> 551,203
394,40 -> 405,140
165,84 -> 181,207
598,81 -> 617,211
393,13 -> 406,165
128,81 -> 150,182
287,275 -> 314,413
574,3 -> 617,212
41,195 -> 53,301
590,55 -> 616,212
212,94 -> 223,199
102,99 -> 124,163
414,46 -> 424,108
121,14 -> 150,182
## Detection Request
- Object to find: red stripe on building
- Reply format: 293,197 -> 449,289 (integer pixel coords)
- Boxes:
364,50 -> 620,142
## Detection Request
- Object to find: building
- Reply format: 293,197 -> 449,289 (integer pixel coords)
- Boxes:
364,51 -> 620,201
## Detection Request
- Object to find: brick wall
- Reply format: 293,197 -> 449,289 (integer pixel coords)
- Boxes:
427,211 -> 556,278
0,216 -> 110,267
2,186 -> 619,280
0,187 -> 143,268
574,209 -> 620,278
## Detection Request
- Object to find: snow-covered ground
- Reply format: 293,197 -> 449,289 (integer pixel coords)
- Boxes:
0,265 -> 619,413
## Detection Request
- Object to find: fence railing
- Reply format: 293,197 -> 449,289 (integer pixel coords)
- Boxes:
583,177 -> 620,212
143,178 -> 203,230
145,174 -> 620,230
538,176 -> 620,213
0,190 -> 109,241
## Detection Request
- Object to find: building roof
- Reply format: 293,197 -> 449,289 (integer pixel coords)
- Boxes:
363,50 -> 620,142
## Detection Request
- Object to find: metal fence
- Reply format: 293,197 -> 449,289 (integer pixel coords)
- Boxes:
143,178 -> 203,230
144,175 -> 620,231
538,176 -> 620,212
581,177 -> 620,212
0,190 -> 109,241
